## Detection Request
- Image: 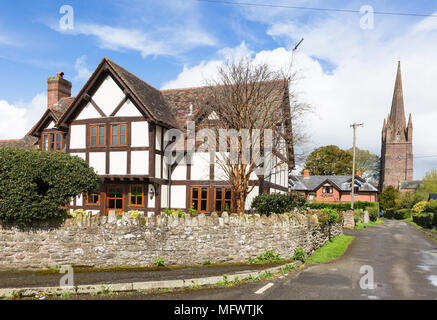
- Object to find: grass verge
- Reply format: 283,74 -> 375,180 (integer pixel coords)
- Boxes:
355,219 -> 384,230
306,235 -> 355,265
403,217 -> 437,244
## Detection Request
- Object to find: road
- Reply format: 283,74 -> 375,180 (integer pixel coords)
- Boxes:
131,219 -> 437,300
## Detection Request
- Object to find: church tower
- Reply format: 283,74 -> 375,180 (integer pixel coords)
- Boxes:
380,62 -> 413,191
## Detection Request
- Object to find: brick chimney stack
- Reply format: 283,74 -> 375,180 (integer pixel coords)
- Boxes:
47,72 -> 72,109
303,169 -> 310,178
356,170 -> 362,177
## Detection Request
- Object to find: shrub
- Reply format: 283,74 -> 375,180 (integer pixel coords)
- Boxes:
292,248 -> 307,262
413,213 -> 434,229
394,209 -> 412,220
384,208 -> 395,219
249,250 -> 284,264
307,201 -> 378,211
0,148 -> 100,225
412,201 -> 428,214
366,206 -> 379,222
251,192 -> 306,215
424,200 -> 437,213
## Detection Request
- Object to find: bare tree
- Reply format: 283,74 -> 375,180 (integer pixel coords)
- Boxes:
189,58 -> 311,214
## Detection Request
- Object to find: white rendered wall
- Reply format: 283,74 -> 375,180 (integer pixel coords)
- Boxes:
110,152 -> 127,175
172,156 -> 187,180
170,185 -> 186,208
155,126 -> 162,150
214,152 -> 228,181
114,99 -> 142,117
155,154 -> 161,179
163,158 -> 168,180
70,125 -> 86,149
131,151 -> 148,175
192,152 -> 210,180
160,184 -> 168,208
245,186 -> 259,210
89,152 -> 106,174
47,121 -> 55,129
92,75 -> 125,116
131,121 -> 149,147
70,153 -> 85,161
76,102 -> 101,120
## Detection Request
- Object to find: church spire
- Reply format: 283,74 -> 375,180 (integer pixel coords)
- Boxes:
388,61 -> 407,130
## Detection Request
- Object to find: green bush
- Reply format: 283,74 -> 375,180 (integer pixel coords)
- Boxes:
251,192 -> 306,215
366,206 -> 379,222
394,209 -> 412,220
424,200 -> 437,213
292,248 -> 307,263
307,201 -> 378,211
380,186 -> 399,210
0,148 -> 100,225
385,208 -> 412,220
413,213 -> 434,229
412,201 -> 428,214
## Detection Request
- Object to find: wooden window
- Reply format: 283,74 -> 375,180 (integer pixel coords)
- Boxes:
190,187 -> 209,213
106,186 -> 124,214
322,186 -> 333,194
42,133 -> 63,151
111,124 -> 127,146
214,187 -> 233,212
86,192 -> 100,205
90,125 -> 106,147
129,185 -> 144,207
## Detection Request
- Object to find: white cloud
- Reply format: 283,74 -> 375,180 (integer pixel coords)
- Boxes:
163,8 -> 437,180
161,41 -> 254,89
51,22 -> 216,58
74,55 -> 92,81
0,93 -> 47,139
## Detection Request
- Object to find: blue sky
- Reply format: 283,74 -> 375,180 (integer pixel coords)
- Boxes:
1,0 -> 437,179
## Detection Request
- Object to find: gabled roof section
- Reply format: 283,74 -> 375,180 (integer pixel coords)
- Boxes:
28,98 -> 74,137
57,58 -> 179,129
289,175 -> 378,192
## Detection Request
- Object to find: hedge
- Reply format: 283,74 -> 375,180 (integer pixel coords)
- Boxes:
424,200 -> 437,213
385,208 -> 412,220
306,201 -> 379,212
0,147 -> 100,224
251,192 -> 306,215
412,213 -> 435,229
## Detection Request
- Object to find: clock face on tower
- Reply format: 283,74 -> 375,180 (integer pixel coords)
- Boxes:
397,155 -> 403,161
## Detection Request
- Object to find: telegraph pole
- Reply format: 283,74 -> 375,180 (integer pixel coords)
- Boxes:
350,123 -> 364,210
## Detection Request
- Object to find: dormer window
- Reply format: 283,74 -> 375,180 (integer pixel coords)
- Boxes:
42,132 -> 63,151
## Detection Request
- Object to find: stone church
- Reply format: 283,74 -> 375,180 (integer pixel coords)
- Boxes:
380,62 -> 421,192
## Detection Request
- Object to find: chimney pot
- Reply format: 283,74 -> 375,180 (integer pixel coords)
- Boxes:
56,72 -> 64,79
304,169 -> 310,178
356,171 -> 362,177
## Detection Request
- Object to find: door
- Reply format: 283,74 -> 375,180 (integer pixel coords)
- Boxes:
106,186 -> 124,214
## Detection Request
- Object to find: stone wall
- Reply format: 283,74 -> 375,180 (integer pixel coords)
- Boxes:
0,212 -> 343,270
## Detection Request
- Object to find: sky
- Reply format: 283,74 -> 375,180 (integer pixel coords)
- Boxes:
1,0 -> 437,179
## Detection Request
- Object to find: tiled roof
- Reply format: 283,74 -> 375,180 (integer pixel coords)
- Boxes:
289,175 -> 378,192
161,86 -> 210,127
105,58 -> 179,128
0,135 -> 38,149
51,97 -> 75,120
429,193 -> 437,200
